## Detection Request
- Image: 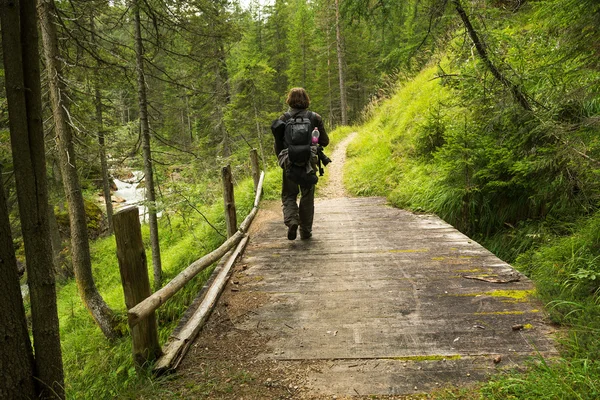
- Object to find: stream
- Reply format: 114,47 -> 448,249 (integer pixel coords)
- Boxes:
112,170 -> 162,221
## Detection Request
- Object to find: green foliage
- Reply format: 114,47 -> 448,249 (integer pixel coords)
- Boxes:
482,357 -> 600,399
345,64 -> 451,199
287,0 -> 318,91
225,29 -> 280,169
515,212 -> 600,329
414,104 -> 447,159
4,0 -> 600,397
54,199 -> 105,239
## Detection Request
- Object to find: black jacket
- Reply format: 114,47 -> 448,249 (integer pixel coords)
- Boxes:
271,108 -> 329,155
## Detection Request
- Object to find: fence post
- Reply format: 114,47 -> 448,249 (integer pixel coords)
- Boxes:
250,148 -> 260,192
221,164 -> 237,238
113,206 -> 161,368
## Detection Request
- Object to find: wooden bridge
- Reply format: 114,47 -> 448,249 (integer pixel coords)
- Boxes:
156,136 -> 557,398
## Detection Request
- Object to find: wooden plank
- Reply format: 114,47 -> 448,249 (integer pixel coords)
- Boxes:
239,207 -> 258,233
304,357 -> 493,396
254,171 -> 265,208
239,171 -> 264,232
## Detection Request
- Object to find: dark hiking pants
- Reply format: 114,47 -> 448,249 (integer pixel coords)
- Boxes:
281,171 -> 315,236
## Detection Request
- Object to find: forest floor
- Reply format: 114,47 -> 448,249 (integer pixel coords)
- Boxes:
150,133 -> 556,400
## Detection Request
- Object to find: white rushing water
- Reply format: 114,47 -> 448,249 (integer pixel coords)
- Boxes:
112,170 -> 162,221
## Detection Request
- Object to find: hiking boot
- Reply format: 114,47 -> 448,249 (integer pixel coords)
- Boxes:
287,224 -> 298,240
300,230 -> 312,240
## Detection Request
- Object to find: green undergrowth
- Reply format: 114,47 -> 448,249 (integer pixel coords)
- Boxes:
59,170 -> 281,399
345,63 -> 450,200
326,125 -> 356,149
481,357 -> 600,399
346,0 -> 600,397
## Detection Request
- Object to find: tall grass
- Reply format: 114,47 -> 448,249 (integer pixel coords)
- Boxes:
345,63 -> 455,205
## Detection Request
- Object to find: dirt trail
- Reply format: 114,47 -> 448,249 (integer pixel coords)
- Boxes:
318,131 -> 358,199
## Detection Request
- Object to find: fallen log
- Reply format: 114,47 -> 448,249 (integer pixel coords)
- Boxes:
254,171 -> 265,208
239,207 -> 258,233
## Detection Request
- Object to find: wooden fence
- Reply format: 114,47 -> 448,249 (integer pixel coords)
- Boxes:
113,149 -> 265,372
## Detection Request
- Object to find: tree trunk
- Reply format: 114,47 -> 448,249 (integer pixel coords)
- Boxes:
252,101 -> 267,171
326,16 -> 335,125
215,41 -> 232,158
451,0 -> 531,111
48,207 -> 63,273
96,89 -> 114,235
302,31 -> 307,86
91,16 -> 114,235
1,0 -> 65,397
39,0 -> 118,340
272,0 -> 288,96
335,0 -> 348,125
0,167 -> 37,399
133,0 -> 162,289
185,93 -> 192,144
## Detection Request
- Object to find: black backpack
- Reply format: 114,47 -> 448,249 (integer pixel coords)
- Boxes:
284,111 -> 313,164
283,111 -> 318,186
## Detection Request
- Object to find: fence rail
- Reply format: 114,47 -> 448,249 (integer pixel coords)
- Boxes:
114,149 -> 265,369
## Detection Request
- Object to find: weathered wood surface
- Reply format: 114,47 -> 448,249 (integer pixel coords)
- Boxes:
113,207 -> 161,366
228,197 -> 557,396
221,164 -> 237,238
128,230 -> 244,327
